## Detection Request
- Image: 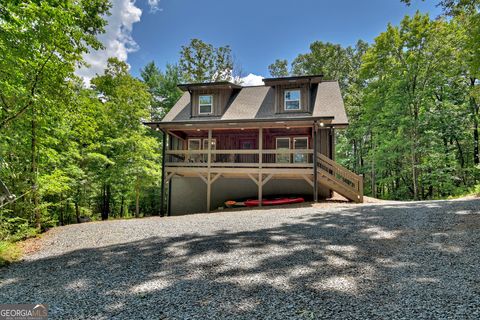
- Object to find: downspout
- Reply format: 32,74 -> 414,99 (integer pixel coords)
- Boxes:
188,89 -> 193,118
329,127 -> 334,160
308,79 -> 312,113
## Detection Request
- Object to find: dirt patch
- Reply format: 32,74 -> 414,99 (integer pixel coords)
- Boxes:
17,227 -> 57,256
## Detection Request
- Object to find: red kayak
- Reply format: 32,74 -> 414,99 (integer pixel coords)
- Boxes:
244,197 -> 304,207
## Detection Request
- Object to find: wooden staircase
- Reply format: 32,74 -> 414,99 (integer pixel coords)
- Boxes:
316,153 -> 364,203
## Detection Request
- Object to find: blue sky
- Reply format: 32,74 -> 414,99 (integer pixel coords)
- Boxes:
128,0 -> 441,78
77,0 -> 442,84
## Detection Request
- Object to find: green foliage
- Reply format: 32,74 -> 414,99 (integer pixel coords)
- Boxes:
354,12 -> 479,199
270,11 -> 479,200
90,58 -> 162,219
179,39 -> 235,83
0,241 -> 22,267
0,215 -> 38,242
473,183 -> 480,196
268,59 -> 289,77
1,56 -> 163,238
1,0 -> 478,245
0,0 -> 110,129
140,61 -> 182,120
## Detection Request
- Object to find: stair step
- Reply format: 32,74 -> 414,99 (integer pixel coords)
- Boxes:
317,171 -> 362,203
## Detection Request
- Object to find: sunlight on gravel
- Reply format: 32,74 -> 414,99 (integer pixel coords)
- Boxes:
1,199 -> 479,319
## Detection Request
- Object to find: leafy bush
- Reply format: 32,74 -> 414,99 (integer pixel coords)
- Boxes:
0,215 -> 38,242
473,184 -> 480,197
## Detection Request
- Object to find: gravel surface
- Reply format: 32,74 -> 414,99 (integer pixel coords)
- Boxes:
1,199 -> 479,319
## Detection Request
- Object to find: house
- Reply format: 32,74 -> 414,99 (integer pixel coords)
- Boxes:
146,74 -> 363,215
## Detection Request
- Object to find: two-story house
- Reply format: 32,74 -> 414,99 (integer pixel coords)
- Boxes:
146,74 -> 363,215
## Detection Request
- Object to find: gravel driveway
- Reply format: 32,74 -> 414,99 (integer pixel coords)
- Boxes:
1,199 -> 479,319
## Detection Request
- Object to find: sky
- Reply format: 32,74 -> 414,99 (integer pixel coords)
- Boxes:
77,0 -> 442,85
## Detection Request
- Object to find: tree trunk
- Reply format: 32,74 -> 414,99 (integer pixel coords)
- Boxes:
101,184 -> 110,220
59,194 -> 64,226
371,131 -> 376,198
411,103 -> 419,201
75,201 -> 80,223
470,78 -> 479,165
31,105 -> 40,229
65,198 -> 70,224
353,139 -> 357,172
472,116 -> 479,165
135,180 -> 140,218
120,196 -> 124,218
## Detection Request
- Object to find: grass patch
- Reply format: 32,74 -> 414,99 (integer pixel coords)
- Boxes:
0,241 -> 22,267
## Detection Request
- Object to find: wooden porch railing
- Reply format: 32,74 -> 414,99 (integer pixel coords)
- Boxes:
165,149 -> 314,168
316,153 -> 363,202
164,149 -> 364,203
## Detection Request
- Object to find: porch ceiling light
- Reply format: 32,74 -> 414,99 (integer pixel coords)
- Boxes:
319,122 -> 325,127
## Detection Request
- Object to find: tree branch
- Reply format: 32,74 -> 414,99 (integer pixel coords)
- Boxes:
0,50 -> 54,130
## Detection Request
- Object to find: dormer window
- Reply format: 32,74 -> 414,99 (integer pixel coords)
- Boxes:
284,90 -> 301,110
199,95 -> 213,114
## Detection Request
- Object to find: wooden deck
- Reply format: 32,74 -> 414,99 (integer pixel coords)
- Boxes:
161,127 -> 363,213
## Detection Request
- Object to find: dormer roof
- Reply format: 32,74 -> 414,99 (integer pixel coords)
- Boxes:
178,81 -> 242,92
263,74 -> 324,86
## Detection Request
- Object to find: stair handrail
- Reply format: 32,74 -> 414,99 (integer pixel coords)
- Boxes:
316,153 -> 363,194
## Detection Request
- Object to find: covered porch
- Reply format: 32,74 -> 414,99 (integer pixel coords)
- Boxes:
157,121 -> 348,215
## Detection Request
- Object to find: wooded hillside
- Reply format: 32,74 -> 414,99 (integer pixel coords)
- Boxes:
270,3 -> 480,200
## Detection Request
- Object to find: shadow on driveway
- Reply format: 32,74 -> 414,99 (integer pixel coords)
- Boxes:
1,199 -> 479,319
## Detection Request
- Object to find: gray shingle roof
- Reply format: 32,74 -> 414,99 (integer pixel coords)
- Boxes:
161,81 -> 348,125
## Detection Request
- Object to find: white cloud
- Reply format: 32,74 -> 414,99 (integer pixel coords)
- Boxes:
240,73 -> 264,86
147,0 -> 162,13
76,0 -> 142,86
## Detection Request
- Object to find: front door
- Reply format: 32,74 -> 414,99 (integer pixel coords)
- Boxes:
239,138 -> 256,163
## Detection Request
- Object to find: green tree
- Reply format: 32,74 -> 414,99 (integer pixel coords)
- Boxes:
179,39 -> 235,83
268,59 -> 289,77
91,58 -> 160,220
0,0 -> 109,229
140,61 -> 182,120
359,13 -> 474,199
402,0 -> 480,164
0,0 -> 110,129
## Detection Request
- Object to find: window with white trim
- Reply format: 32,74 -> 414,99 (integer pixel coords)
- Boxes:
276,137 -> 291,163
293,137 -> 309,163
188,139 -> 201,162
202,138 -> 217,162
284,90 -> 301,110
202,138 -> 217,150
199,95 -> 213,114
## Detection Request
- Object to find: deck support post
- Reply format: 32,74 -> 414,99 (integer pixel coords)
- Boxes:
258,173 -> 263,207
258,128 -> 263,207
160,130 -> 167,216
313,124 -> 319,202
207,129 -> 212,212
207,173 -> 211,212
